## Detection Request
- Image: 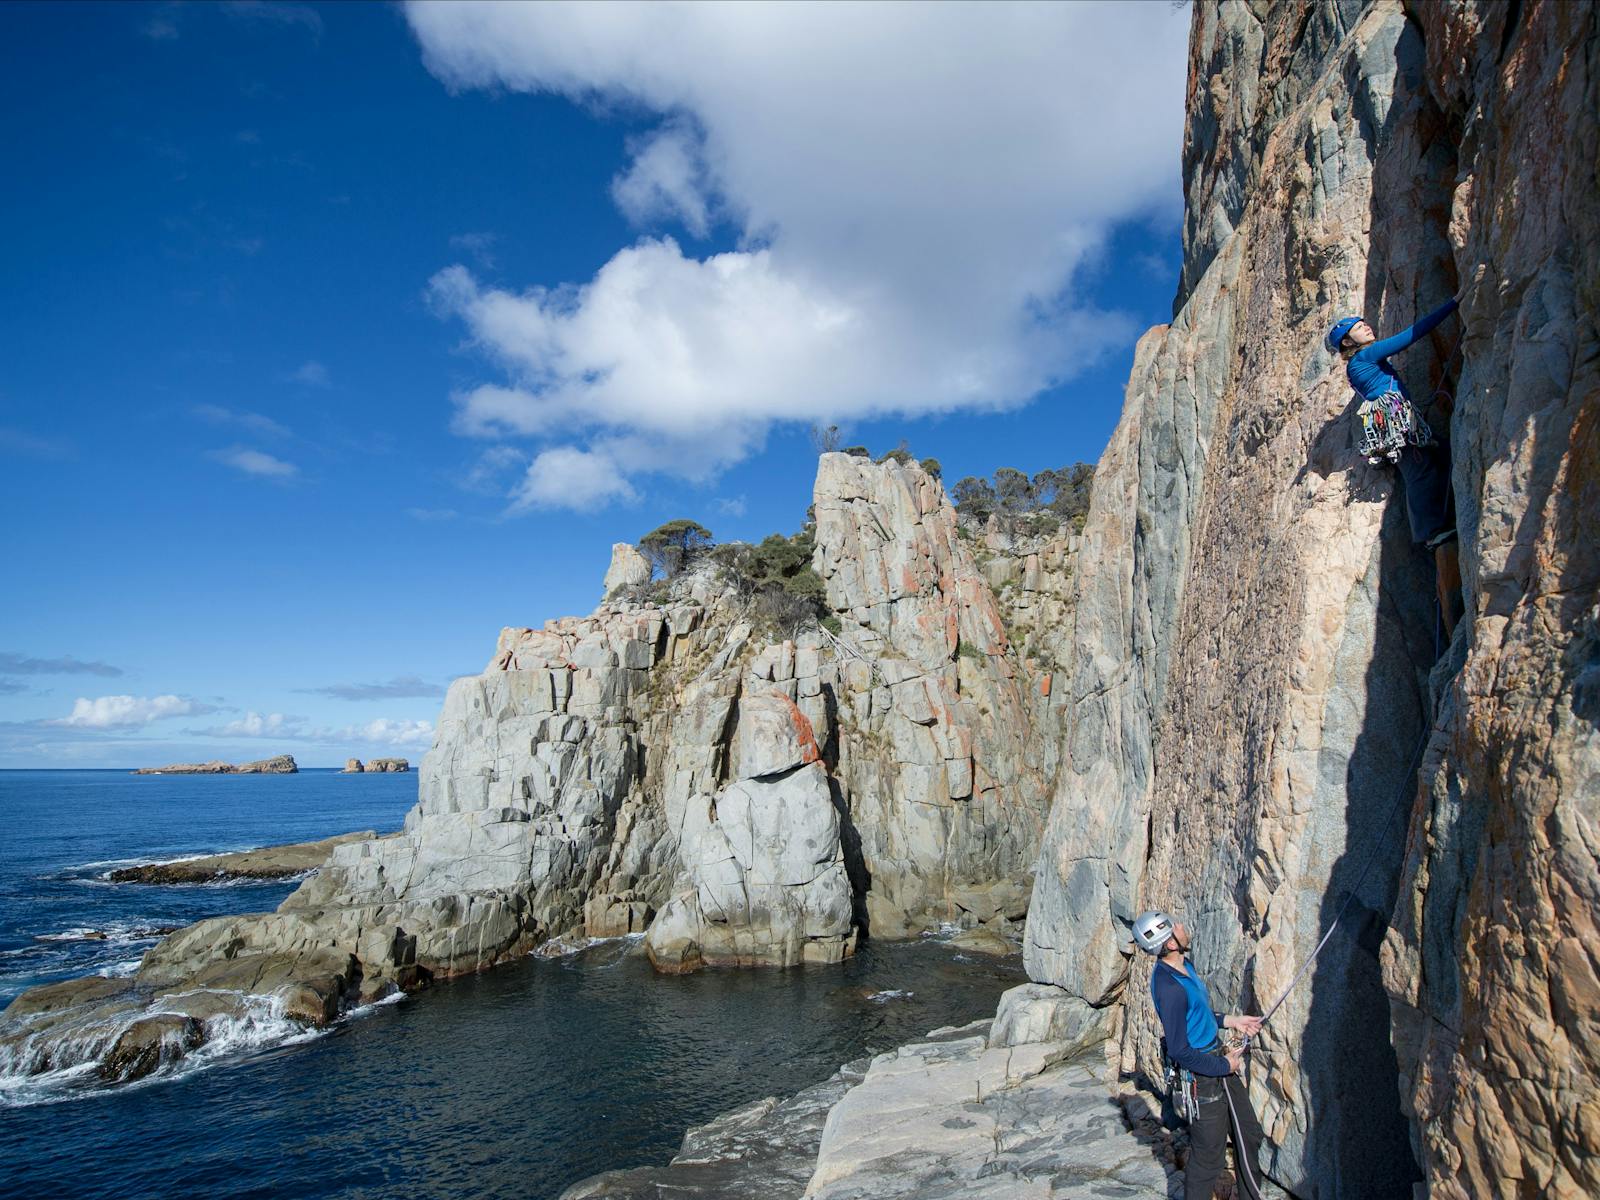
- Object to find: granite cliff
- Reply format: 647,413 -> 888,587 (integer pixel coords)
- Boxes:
1019,1 -> 1598,1196
0,453 -> 1078,1083
567,3 -> 1597,1196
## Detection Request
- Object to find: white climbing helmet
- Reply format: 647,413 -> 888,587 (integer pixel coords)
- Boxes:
1132,910 -> 1176,955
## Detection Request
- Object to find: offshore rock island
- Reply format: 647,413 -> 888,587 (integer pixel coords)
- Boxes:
3,2 -> 1597,1197
131,754 -> 298,775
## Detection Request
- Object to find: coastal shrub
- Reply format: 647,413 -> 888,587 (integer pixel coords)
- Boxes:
951,476 -> 997,521
951,463 -> 1094,531
842,446 -> 871,458
639,519 -> 714,579
875,441 -> 915,466
713,524 -> 834,637
919,457 -> 943,479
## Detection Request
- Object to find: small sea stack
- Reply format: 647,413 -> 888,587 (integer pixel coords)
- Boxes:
341,758 -> 410,773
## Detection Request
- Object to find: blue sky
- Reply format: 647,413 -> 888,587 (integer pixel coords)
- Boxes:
0,1 -> 1190,767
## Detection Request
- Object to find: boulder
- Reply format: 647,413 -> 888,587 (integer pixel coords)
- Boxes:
602,542 -> 651,597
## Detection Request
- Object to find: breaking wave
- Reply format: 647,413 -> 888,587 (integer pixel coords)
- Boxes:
0,987 -> 405,1109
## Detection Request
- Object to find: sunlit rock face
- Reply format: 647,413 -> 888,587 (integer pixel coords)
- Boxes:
1022,1 -> 1598,1196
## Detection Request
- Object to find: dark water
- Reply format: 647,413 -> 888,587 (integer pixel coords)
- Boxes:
0,771 -> 1025,1200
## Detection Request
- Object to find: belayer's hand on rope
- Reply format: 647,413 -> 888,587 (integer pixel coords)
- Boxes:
1224,1012 -> 1263,1059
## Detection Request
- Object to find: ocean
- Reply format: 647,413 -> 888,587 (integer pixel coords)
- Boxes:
0,769 -> 1026,1199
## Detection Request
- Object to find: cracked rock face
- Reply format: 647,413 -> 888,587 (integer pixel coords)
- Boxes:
1023,1 -> 1598,1196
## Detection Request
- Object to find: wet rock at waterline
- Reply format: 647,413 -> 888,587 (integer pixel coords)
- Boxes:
107,831 -> 378,884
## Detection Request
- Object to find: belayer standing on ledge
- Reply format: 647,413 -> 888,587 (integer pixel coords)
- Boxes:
1327,294 -> 1465,639
1135,910 -> 1266,1200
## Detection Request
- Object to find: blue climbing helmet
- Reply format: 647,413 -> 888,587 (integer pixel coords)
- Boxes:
1325,316 -> 1363,353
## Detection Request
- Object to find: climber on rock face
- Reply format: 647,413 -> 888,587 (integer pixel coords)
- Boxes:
1327,294 -> 1466,640
1134,910 -> 1265,1200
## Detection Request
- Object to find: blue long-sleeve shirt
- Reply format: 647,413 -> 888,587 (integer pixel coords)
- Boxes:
1345,297 -> 1458,403
1151,959 -> 1231,1076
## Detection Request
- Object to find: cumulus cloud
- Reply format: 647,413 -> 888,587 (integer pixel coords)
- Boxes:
192,712 -> 434,748
209,446 -> 298,478
329,718 -> 435,748
298,676 -> 446,701
511,445 -> 638,512
405,0 -> 1188,508
199,711 -> 301,738
612,121 -> 711,237
49,695 -> 200,729
0,652 -> 122,677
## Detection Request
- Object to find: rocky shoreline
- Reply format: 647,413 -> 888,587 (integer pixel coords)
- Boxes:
561,984 -> 1199,1200
105,832 -> 379,884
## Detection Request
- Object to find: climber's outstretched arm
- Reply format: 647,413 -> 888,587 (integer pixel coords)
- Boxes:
1354,297 -> 1459,363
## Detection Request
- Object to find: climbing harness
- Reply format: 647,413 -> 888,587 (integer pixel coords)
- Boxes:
1356,390 -> 1433,465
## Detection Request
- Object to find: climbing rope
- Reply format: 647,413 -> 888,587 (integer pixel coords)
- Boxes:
1222,1075 -> 1267,1200
1249,716 -> 1430,1037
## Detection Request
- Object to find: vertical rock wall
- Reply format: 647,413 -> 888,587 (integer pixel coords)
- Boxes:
1381,3 -> 1600,1197
1024,1 -> 1597,1196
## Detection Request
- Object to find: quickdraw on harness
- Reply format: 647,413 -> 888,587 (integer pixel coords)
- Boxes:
1159,1036 -> 1200,1123
1356,389 -> 1431,465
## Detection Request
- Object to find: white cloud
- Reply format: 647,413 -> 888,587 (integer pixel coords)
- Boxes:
331,718 -> 435,748
202,711 -> 300,738
511,445 -> 638,512
192,404 -> 290,438
50,695 -> 196,729
290,361 -> 330,387
210,446 -> 298,478
460,444 -> 527,494
714,495 -> 747,518
192,712 -> 434,748
405,0 -> 1188,509
612,121 -> 710,237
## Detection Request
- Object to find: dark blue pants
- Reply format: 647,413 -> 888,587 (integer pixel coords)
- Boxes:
1395,440 -> 1456,548
1186,1070 -> 1265,1199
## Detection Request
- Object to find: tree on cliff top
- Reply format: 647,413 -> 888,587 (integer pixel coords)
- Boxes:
952,463 -> 1094,531
639,519 -> 714,579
